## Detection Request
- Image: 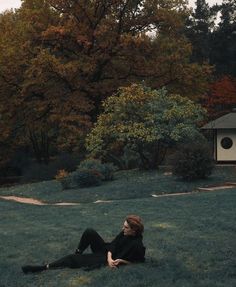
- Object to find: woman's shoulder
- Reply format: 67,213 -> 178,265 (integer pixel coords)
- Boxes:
134,235 -> 145,247
129,235 -> 144,245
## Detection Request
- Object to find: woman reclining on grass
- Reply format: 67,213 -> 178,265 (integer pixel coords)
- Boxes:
22,214 -> 145,273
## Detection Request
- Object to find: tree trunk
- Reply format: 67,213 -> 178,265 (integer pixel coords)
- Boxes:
136,144 -> 150,170
28,129 -> 50,164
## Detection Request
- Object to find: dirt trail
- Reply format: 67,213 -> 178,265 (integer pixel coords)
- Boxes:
0,183 -> 235,206
0,196 -> 79,206
0,196 -> 114,205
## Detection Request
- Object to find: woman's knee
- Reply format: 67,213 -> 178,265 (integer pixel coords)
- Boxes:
83,228 -> 97,236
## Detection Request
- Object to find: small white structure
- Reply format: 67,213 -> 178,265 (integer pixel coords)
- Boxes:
202,110 -> 236,162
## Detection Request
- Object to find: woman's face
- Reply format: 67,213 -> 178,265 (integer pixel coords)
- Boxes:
122,220 -> 136,236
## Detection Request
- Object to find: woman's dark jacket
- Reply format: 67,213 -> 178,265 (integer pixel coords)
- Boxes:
107,232 -> 145,263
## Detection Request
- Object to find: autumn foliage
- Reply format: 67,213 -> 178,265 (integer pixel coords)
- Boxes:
204,76 -> 236,119
0,0 -> 212,169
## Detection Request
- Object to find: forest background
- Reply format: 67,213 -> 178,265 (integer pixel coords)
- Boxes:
0,0 -> 235,182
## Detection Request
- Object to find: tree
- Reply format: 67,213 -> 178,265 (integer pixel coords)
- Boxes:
203,75 -> 236,118
0,0 -> 212,165
181,0 -> 236,121
210,0 -> 236,76
86,84 -> 206,169
39,0 -> 212,101
0,2 -> 92,164
185,0 -> 215,63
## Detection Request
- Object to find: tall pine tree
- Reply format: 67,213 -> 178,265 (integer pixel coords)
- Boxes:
211,0 -> 236,76
185,0 -> 215,63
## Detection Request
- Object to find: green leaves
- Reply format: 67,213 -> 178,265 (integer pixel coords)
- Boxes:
86,84 -> 205,169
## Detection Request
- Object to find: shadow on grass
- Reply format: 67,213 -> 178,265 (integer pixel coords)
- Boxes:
148,256 -> 193,281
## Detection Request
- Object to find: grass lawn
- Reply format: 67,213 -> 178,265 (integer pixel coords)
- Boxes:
0,168 -> 235,287
0,166 -> 236,203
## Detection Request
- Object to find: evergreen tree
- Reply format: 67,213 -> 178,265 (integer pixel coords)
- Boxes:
185,0 -> 215,63
211,0 -> 236,76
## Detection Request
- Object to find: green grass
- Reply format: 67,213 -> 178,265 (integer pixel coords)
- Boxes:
0,168 -> 236,287
0,166 -> 236,203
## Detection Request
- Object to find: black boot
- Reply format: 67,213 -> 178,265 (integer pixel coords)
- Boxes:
75,248 -> 83,254
22,265 -> 47,274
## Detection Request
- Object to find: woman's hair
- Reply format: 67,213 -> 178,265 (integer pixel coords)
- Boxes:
126,215 -> 144,236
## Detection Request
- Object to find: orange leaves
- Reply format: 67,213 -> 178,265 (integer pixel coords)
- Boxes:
55,169 -> 69,180
42,25 -> 66,37
211,76 -> 236,104
0,0 -> 213,164
205,75 -> 236,118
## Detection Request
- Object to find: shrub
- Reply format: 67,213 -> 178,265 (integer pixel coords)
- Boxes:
78,159 -> 117,181
119,147 -> 141,169
172,141 -> 214,181
55,169 -> 72,190
55,169 -> 102,190
54,158 -> 117,190
71,169 -> 102,188
100,163 -> 117,181
58,175 -> 74,190
55,169 -> 69,180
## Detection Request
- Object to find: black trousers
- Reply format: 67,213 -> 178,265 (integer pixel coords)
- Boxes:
49,228 -> 108,269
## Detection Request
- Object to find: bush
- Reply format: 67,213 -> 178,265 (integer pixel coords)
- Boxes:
78,159 -> 117,181
55,169 -> 72,190
71,169 -> 102,188
55,159 -> 115,190
55,168 -> 102,190
119,147 -> 141,169
57,174 -> 75,190
172,141 -> 214,181
101,163 -> 117,181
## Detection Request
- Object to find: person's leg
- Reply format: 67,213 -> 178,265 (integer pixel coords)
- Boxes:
22,229 -> 107,274
22,264 -> 47,274
22,253 -> 107,273
22,255 -> 76,274
49,253 -> 107,269
77,228 -> 107,254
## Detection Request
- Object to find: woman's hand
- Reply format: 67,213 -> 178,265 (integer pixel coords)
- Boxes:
113,259 -> 130,266
108,258 -> 117,268
107,252 -> 117,268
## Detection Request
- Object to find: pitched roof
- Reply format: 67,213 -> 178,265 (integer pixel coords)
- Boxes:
202,111 -> 236,129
